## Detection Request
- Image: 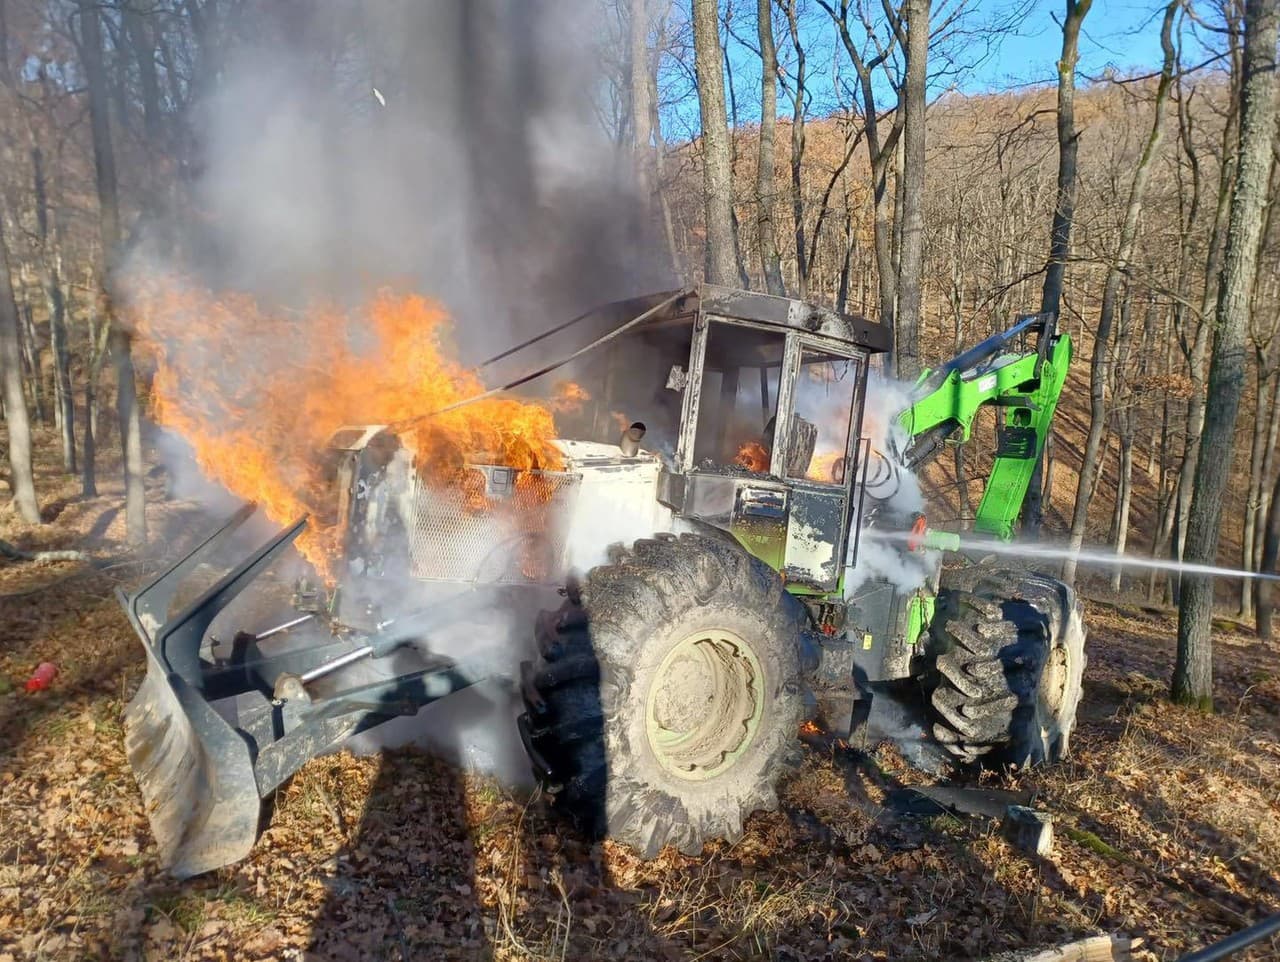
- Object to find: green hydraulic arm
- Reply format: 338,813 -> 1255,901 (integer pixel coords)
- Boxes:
895,313 -> 1073,541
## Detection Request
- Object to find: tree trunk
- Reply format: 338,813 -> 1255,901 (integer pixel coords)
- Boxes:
756,0 -> 785,295
782,0 -> 808,299
1172,29 -> 1244,597
1258,466 -> 1280,640
1061,0 -> 1174,583
894,0 -> 929,381
17,285 -> 48,427
32,145 -> 76,474
1240,361 -> 1272,617
79,0 -> 146,544
691,0 -> 738,286
1254,365 -> 1280,573
1174,0 -> 1278,709
0,217 -> 40,523
1027,0 -> 1093,540
1109,428 -> 1135,593
630,0 -> 654,222
0,225 -> 40,521
1149,314 -> 1177,601
81,312 -> 110,498
649,4 -> 682,280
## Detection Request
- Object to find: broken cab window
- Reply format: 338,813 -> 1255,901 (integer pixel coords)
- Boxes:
692,322 -> 784,474
788,349 -> 860,484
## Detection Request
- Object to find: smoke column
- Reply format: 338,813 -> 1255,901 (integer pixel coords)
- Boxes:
124,0 -> 673,784
129,0 -> 670,358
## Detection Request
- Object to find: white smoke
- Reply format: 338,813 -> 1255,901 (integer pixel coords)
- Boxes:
124,1 -> 671,786
126,0 -> 670,360
844,373 -> 936,595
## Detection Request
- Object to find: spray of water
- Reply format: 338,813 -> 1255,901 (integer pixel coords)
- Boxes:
863,528 -> 1280,583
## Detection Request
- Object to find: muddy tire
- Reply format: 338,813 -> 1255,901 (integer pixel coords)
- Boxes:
519,533 -> 808,857
926,569 -> 1086,767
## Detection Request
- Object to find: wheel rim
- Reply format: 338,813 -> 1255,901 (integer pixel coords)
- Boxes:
1041,643 -> 1070,718
645,628 -> 765,781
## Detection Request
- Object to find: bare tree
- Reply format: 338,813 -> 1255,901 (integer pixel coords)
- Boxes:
1170,7 -> 1245,600
1173,0 -> 1278,708
819,0 -> 904,345
782,0 -> 809,298
77,0 -> 146,545
691,0 -> 740,285
756,0 -> 786,294
0,209 -> 40,523
1025,0 -> 1092,539
1061,0 -> 1177,584
894,0 -> 930,380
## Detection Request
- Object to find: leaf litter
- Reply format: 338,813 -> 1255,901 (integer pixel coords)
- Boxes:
1,494 -> 1279,960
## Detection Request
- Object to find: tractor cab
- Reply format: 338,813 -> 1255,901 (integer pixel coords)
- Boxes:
658,292 -> 887,592
561,286 -> 889,592
489,285 -> 891,592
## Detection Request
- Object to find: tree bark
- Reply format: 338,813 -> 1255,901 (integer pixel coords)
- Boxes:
895,0 -> 930,381
81,312 -> 110,498
1240,360 -> 1273,617
784,0 -> 808,298
1026,0 -> 1093,540
1258,466 -> 1280,640
32,144 -> 76,474
756,0 -> 785,295
691,0 -> 739,286
0,216 -> 40,523
78,0 -> 146,544
630,0 -> 654,206
1172,21 -> 1244,598
1174,0 -> 1278,709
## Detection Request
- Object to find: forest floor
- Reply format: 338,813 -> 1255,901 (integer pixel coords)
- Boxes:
2,435 -> 1280,961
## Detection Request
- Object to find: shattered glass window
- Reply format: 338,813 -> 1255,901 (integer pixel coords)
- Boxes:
788,349 -> 860,485
692,322 -> 785,473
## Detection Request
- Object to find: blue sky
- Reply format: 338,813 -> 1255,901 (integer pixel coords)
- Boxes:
658,0 -> 1213,138
963,0 -> 1179,89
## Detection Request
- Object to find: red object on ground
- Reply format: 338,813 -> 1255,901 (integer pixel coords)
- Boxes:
24,662 -> 58,692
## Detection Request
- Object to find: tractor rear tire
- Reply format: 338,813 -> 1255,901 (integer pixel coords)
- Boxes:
926,569 -> 1086,767
519,533 -> 808,857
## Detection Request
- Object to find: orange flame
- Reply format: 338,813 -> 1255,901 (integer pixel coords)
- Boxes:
734,440 -> 770,473
127,276 -> 564,579
549,380 -> 591,412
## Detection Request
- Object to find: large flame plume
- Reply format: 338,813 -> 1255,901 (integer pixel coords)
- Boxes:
127,276 -> 565,577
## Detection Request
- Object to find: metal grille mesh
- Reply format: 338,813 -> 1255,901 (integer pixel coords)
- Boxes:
407,467 -> 580,583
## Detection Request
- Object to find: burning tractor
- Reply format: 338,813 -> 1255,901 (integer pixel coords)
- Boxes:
122,285 -> 1085,876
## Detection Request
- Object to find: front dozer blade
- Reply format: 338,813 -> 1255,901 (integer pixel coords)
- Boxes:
124,649 -> 261,877
120,508 -> 484,878
120,505 -> 299,878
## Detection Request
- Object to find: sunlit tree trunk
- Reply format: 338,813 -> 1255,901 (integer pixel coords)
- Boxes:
894,0 -> 929,381
756,0 -> 785,295
1174,0 -> 1278,709
691,0 -> 738,285
1026,0 -> 1093,540
0,215 -> 40,523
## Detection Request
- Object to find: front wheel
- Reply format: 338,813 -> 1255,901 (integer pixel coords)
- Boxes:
925,569 -> 1087,767
519,533 -> 808,857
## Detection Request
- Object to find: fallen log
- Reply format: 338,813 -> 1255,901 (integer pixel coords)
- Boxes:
985,935 -> 1144,962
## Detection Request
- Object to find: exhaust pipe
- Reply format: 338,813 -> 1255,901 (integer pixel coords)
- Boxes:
619,421 -> 646,457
